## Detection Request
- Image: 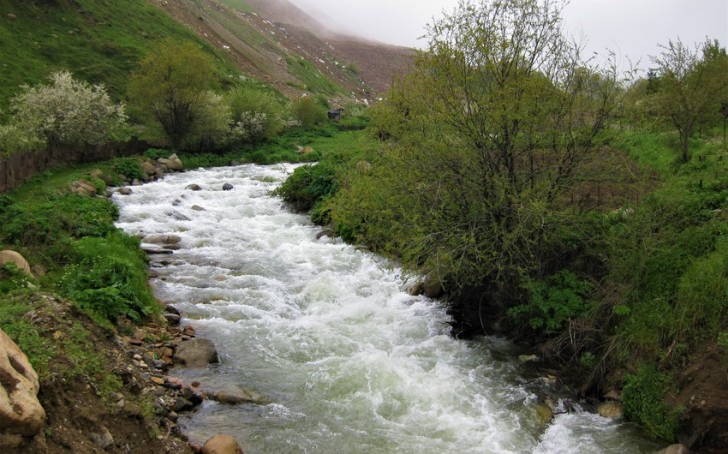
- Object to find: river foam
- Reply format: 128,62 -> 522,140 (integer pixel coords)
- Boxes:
114,164 -> 656,453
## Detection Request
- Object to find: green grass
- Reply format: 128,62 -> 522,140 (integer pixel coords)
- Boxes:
287,57 -> 346,96
218,0 -> 254,13
0,0 -> 244,107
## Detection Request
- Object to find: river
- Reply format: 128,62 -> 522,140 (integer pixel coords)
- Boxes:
113,163 -> 658,453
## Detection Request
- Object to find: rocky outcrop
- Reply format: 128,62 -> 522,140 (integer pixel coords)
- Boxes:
0,250 -> 33,278
174,338 -> 219,368
201,434 -> 243,454
0,329 -> 46,443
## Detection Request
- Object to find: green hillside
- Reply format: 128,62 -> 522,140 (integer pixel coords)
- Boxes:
0,0 -> 243,107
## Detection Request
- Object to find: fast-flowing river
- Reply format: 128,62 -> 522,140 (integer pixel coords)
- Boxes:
113,164 -> 657,453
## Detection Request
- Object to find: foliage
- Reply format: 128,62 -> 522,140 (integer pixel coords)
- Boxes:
648,39 -> 728,162
508,270 -> 593,335
0,194 -> 119,266
59,232 -> 158,327
331,0 -> 619,298
183,91 -> 233,152
290,96 -> 327,129
0,291 -> 52,380
226,87 -> 285,143
622,365 -> 680,440
127,40 -> 216,150
0,123 -> 43,157
112,157 -> 145,181
8,70 -> 128,147
273,162 -> 338,217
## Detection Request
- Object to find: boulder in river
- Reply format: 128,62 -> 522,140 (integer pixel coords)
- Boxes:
186,184 -> 202,191
201,434 -> 243,454
597,401 -> 623,419
212,384 -> 269,405
222,183 -> 234,191
173,338 -> 218,368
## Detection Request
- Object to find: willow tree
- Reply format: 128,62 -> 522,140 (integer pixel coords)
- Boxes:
127,40 -> 215,150
333,0 -> 619,319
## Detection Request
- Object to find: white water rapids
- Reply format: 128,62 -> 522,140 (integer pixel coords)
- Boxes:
113,164 -> 658,453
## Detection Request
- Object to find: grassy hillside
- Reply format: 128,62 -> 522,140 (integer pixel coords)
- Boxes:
0,0 -> 246,107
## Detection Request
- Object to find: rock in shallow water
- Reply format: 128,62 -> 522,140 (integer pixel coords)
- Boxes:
202,434 -> 243,454
173,338 -> 218,368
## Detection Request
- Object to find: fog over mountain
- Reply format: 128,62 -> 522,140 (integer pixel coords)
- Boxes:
288,0 -> 728,71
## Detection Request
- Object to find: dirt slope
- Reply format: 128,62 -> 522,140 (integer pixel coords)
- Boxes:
149,0 -> 414,99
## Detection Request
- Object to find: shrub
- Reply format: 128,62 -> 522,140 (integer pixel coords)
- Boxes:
273,162 -> 338,215
622,365 -> 680,440
9,70 -> 128,147
60,232 -> 159,326
112,157 -> 145,181
290,96 -> 327,129
226,87 -> 284,143
507,270 -> 594,335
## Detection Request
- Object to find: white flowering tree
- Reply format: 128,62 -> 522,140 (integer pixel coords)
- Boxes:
10,70 -> 128,147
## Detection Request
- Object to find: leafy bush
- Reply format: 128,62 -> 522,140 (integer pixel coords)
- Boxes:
9,70 -> 128,147
622,365 -> 680,440
60,232 -> 158,326
184,90 -> 233,152
226,87 -> 284,143
112,157 -> 145,181
273,162 -> 338,216
508,270 -> 594,335
290,96 -> 327,129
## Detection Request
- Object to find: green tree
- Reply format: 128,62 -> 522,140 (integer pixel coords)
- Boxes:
333,0 -> 619,302
650,38 -> 728,162
127,40 -> 215,150
290,96 -> 327,129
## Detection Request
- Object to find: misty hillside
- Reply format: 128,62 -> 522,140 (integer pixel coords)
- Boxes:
162,0 -> 415,98
0,0 -> 413,108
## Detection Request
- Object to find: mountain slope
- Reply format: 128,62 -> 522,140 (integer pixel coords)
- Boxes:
0,0 -> 242,107
158,0 -> 415,98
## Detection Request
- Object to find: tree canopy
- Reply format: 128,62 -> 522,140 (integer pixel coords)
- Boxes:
333,0 -> 620,305
127,40 -> 215,150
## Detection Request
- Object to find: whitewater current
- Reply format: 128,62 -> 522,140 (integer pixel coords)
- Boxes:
113,163 -> 657,453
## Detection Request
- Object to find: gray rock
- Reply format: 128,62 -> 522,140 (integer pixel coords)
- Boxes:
186,184 -> 202,191
222,183 -> 234,191
90,426 -> 114,449
173,338 -> 218,368
117,187 -> 133,195
213,384 -> 269,405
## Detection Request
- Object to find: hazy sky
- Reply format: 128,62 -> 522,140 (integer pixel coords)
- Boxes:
288,0 -> 728,71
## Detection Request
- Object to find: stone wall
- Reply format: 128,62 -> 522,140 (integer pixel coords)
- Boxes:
0,139 -> 153,193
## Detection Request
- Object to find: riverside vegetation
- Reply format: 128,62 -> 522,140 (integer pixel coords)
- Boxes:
1,0 -> 727,451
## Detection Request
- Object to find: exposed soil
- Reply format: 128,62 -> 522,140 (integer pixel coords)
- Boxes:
149,0 -> 414,99
674,341 -> 728,451
5,294 -> 195,453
